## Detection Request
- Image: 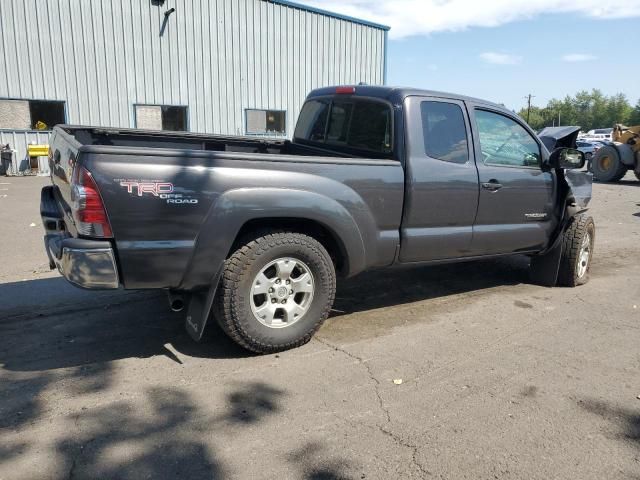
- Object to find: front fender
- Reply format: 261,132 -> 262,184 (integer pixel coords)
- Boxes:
530,167 -> 592,286
564,168 -> 592,209
178,187 -> 368,290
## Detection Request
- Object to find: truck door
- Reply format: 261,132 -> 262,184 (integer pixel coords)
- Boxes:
468,105 -> 557,255
399,96 -> 479,262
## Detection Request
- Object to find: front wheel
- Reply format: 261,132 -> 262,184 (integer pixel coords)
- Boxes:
214,231 -> 336,353
557,215 -> 595,287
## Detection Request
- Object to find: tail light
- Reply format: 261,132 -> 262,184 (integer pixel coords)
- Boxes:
71,166 -> 113,237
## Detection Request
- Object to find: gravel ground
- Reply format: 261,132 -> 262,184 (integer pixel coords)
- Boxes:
0,174 -> 638,480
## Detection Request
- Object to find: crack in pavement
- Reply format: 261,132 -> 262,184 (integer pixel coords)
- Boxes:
314,337 -> 430,477
377,424 -> 430,478
315,337 -> 390,423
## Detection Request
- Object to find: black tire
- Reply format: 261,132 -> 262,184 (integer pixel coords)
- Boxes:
592,145 -> 627,182
214,231 -> 336,353
557,215 -> 595,287
635,171 -> 640,181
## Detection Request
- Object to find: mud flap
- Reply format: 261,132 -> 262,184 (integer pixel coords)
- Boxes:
529,240 -> 563,287
184,275 -> 220,341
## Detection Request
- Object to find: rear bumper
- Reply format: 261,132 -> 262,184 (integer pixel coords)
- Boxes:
45,235 -> 120,289
41,185 -> 119,290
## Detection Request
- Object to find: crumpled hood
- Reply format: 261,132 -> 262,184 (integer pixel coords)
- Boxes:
537,126 -> 592,209
538,126 -> 581,151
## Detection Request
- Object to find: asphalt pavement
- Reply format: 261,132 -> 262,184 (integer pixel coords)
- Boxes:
0,174 -> 638,479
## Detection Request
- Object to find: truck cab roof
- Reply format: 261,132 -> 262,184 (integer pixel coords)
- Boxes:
307,85 -> 505,111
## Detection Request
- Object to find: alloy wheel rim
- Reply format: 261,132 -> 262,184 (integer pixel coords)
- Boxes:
577,232 -> 591,278
250,257 -> 315,328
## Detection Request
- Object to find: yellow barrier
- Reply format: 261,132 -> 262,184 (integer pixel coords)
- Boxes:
27,144 -> 49,157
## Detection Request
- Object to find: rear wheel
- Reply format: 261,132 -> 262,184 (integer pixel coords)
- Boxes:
557,215 -> 595,287
214,231 -> 336,353
592,145 -> 627,182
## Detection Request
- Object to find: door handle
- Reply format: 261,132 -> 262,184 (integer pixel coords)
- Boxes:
481,180 -> 503,191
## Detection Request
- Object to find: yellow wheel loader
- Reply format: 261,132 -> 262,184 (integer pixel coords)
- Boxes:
590,124 -> 640,182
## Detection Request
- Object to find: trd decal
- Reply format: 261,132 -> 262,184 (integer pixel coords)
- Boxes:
162,194 -> 198,204
116,179 -> 199,205
119,181 -> 174,196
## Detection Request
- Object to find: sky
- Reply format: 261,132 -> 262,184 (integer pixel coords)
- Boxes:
297,0 -> 640,111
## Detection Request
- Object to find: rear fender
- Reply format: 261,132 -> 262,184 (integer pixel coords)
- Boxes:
180,188 -> 367,292
180,187 -> 368,341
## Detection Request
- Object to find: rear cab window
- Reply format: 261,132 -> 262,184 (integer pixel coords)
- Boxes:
420,101 -> 469,164
294,97 -> 393,158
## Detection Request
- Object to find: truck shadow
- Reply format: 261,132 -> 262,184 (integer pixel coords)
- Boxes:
332,255 -> 530,317
616,179 -> 640,187
0,281 -> 251,374
0,255 -> 532,373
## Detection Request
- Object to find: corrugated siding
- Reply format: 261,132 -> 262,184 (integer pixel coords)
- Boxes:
0,130 -> 51,175
0,0 -> 386,146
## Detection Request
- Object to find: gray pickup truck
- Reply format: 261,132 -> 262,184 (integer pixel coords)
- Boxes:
41,86 -> 594,353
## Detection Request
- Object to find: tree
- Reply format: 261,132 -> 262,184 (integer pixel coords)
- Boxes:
606,93 -> 632,126
628,99 -> 640,126
519,90 -> 636,130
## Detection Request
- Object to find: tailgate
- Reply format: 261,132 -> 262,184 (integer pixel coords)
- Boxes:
47,127 -> 82,235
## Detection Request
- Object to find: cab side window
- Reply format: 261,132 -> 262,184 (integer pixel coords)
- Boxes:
421,101 -> 469,164
475,110 -> 541,167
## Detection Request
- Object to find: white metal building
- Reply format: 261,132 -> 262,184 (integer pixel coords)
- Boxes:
0,0 -> 388,173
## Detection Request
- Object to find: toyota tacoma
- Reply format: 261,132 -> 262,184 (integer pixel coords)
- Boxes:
41,86 -> 594,353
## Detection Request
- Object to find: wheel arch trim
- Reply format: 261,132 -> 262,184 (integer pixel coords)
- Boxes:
178,187 -> 367,291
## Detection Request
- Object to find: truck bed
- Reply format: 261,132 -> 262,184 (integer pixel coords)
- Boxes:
65,126 -> 356,158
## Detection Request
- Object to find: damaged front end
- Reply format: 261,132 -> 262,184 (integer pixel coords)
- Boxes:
538,125 -> 592,209
530,126 -> 594,286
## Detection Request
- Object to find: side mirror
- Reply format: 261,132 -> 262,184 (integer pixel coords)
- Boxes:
548,147 -> 585,169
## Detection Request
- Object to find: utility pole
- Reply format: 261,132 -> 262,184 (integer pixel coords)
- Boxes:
525,94 -> 535,123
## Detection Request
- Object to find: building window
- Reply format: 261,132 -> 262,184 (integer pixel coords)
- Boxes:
0,99 -> 66,130
134,104 -> 188,131
246,109 -> 286,136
